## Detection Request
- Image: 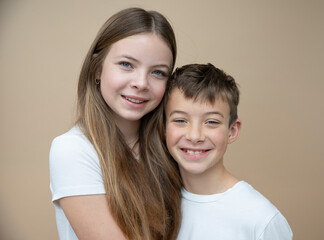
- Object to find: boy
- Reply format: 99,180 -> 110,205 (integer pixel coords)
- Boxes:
163,63 -> 293,239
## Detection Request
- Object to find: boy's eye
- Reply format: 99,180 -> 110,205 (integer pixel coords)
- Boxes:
206,120 -> 220,125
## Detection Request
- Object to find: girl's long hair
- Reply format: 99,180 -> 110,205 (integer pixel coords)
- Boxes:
76,8 -> 182,240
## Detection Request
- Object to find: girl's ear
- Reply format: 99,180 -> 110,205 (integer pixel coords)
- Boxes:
92,53 -> 102,78
96,69 -> 102,80
228,119 -> 242,144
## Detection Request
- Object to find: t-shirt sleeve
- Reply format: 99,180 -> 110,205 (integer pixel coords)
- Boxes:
49,132 -> 106,202
258,212 -> 293,240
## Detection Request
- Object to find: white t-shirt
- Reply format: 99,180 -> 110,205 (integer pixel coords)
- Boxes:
177,181 -> 293,240
49,126 -> 106,240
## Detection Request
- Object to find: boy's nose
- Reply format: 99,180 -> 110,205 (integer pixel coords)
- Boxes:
130,71 -> 149,90
186,125 -> 205,143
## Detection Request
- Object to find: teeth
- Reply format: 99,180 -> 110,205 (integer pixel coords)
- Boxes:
125,96 -> 144,103
185,150 -> 204,154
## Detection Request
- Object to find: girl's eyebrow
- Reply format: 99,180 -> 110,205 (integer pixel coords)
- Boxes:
117,54 -> 139,63
154,64 -> 171,71
117,54 -> 171,70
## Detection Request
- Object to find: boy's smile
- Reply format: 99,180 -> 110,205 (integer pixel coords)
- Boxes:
182,148 -> 210,157
165,88 -> 241,191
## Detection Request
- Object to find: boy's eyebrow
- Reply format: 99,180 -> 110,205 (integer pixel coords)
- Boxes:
169,110 -> 188,117
169,110 -> 224,118
117,54 -> 171,70
204,111 -> 224,118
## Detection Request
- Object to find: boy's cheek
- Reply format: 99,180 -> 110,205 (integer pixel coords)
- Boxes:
165,127 -> 178,145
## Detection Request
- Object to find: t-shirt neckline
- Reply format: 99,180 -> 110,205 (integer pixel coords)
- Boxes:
181,181 -> 246,203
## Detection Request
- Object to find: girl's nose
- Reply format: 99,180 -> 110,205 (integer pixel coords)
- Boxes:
130,71 -> 149,90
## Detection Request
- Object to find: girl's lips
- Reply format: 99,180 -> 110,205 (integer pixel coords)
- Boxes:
122,95 -> 148,104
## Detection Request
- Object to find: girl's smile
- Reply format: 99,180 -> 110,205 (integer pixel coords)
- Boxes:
100,33 -> 173,131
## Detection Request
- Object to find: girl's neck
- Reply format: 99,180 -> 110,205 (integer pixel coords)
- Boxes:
115,118 -> 140,153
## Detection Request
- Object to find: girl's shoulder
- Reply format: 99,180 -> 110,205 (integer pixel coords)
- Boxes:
51,125 -> 93,150
52,125 -> 86,143
49,125 -> 105,202
50,125 -> 98,166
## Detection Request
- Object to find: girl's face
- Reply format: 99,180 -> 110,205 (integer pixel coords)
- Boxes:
100,33 -> 173,129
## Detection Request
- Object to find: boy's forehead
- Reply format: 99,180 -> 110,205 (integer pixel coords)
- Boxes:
167,88 -> 231,116
168,87 -> 229,106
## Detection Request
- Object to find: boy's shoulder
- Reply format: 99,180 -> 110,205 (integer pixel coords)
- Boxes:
226,181 -> 292,238
179,181 -> 292,239
229,181 -> 279,215
182,181 -> 279,219
224,181 -> 279,222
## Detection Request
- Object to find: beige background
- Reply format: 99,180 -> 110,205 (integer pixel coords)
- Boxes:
1,0 -> 323,239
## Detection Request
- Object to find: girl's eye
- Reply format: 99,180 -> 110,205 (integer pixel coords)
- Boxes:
120,62 -> 132,68
152,70 -> 167,77
173,119 -> 186,124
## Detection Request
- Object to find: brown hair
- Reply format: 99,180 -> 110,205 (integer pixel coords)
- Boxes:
76,8 -> 181,240
164,63 -> 240,126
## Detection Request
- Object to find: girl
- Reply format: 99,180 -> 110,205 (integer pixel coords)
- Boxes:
49,8 -> 181,240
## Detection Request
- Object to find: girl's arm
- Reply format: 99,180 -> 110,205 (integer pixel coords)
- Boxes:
59,194 -> 127,240
50,130 -> 127,240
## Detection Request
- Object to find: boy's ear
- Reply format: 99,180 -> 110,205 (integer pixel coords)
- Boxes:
228,119 -> 242,144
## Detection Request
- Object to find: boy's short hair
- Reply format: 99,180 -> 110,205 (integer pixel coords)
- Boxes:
165,63 -> 240,126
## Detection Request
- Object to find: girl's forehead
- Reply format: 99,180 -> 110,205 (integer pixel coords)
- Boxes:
103,33 -> 173,66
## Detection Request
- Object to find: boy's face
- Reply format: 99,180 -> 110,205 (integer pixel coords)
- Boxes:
165,88 -> 241,178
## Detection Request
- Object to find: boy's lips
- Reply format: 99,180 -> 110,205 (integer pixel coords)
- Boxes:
180,148 -> 211,154
179,147 -> 211,160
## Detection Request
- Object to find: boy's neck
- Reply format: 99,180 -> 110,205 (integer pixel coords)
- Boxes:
181,163 -> 239,195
